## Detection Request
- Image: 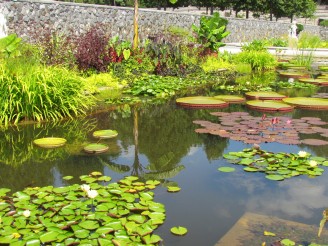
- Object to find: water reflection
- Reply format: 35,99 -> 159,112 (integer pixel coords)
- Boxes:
1,96 -> 328,245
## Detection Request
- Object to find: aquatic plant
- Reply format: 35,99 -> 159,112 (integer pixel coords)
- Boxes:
192,12 -> 230,51
233,51 -> 277,71
0,172 -> 168,245
222,148 -> 328,181
0,64 -> 94,126
194,112 -> 328,145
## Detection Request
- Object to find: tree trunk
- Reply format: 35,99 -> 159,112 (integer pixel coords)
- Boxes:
210,5 -> 214,15
133,0 -> 139,49
246,9 -> 249,19
206,6 -> 209,15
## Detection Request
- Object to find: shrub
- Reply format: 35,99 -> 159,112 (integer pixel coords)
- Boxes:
0,61 -> 94,127
233,51 -> 277,71
32,28 -> 77,68
241,39 -> 268,52
319,19 -> 328,27
144,38 -> 200,76
75,25 -> 115,72
200,55 -> 234,73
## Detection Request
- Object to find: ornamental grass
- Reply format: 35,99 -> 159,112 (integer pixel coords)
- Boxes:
0,62 -> 94,127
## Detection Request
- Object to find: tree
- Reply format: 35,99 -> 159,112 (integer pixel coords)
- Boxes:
133,0 -> 177,49
266,0 -> 316,22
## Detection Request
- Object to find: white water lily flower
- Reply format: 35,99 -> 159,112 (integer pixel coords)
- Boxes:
309,160 -> 317,167
80,184 -> 90,193
298,151 -> 307,158
23,210 -> 31,218
87,189 -> 98,199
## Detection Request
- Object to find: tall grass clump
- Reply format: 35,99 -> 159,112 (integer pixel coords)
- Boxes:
0,57 -> 94,127
233,40 -> 277,71
233,51 -> 277,71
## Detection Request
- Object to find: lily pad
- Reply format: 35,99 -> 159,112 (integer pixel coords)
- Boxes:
167,186 -> 181,192
92,129 -> 118,139
245,92 -> 286,100
283,97 -> 328,110
265,174 -> 285,181
279,71 -> 310,79
218,167 -> 236,172
319,66 -> 328,71
176,96 -> 229,108
33,137 -> 67,149
246,100 -> 294,112
83,143 -> 109,154
301,139 -> 328,146
213,95 -> 246,103
170,226 -> 188,236
299,78 -> 328,86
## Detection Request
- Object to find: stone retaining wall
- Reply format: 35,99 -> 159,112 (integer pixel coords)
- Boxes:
0,0 -> 327,43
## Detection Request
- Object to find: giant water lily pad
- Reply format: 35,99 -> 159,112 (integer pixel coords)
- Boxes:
279,71 -> 310,79
84,143 -> 109,154
176,96 -> 229,108
319,66 -> 328,71
283,97 -> 328,110
93,129 -> 118,139
245,92 -> 286,100
246,100 -> 294,112
213,95 -> 246,103
299,78 -> 328,86
33,137 -> 67,149
283,64 -> 308,70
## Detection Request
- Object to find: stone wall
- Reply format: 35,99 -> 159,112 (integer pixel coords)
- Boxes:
0,0 -> 327,43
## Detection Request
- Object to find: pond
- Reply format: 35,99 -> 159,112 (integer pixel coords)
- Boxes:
1,85 -> 328,245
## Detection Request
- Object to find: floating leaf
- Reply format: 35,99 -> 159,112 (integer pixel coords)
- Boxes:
176,96 -> 229,109
40,231 -> 59,243
33,137 -> 66,149
280,238 -> 295,246
245,91 -> 286,100
246,100 -> 293,112
78,220 -> 99,230
93,129 -> 118,139
84,143 -> 109,154
142,234 -> 162,244
264,231 -> 276,236
244,167 -> 259,172
167,186 -> 181,192
218,167 -> 236,172
283,97 -> 328,110
265,174 -> 285,181
62,176 -> 73,180
170,226 -> 188,236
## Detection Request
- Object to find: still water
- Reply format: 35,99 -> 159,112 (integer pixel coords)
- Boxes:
1,97 -> 328,245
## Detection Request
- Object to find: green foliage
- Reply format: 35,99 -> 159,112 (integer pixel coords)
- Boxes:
192,12 -> 230,51
241,39 -> 268,52
223,148 -> 327,181
83,72 -> 127,94
319,19 -> 328,27
200,55 -> 234,73
233,51 -> 277,71
0,34 -> 22,59
297,32 -> 322,49
268,37 -> 288,47
34,29 -> 76,68
296,23 -> 304,35
0,62 -> 94,127
0,172 -> 166,245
